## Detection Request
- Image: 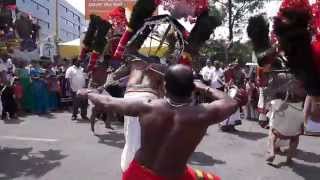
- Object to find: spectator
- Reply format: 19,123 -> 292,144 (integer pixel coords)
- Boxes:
210,61 -> 224,91
0,54 -> 14,82
30,61 -> 49,114
199,59 -> 214,85
1,80 -> 17,120
58,64 -> 72,109
13,77 -> 23,115
65,58 -> 88,120
15,61 -> 33,112
47,73 -> 59,111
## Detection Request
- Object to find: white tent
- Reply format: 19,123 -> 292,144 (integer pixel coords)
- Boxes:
59,38 -> 81,46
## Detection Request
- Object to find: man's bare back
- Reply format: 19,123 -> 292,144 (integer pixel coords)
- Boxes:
80,64 -> 247,179
135,99 -> 210,176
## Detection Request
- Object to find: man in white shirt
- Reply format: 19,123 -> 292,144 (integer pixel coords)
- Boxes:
0,54 -> 15,82
210,61 -> 224,91
65,58 -> 88,120
200,59 -> 214,85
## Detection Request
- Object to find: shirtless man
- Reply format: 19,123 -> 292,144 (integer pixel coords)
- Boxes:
79,64 -> 247,179
104,58 -> 165,171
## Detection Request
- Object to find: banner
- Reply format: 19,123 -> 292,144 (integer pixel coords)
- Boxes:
0,0 -> 16,6
85,0 -> 136,20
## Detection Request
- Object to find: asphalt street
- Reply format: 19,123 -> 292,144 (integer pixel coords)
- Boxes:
0,110 -> 319,180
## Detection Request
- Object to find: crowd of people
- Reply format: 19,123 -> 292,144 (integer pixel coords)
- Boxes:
199,59 -> 258,131
0,54 -> 82,120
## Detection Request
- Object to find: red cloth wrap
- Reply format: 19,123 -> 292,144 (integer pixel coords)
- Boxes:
113,29 -> 133,60
123,160 -> 221,180
178,54 -> 192,67
88,52 -> 100,71
312,40 -> 320,74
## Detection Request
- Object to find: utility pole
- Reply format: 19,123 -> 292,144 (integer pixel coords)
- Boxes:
54,0 -> 60,62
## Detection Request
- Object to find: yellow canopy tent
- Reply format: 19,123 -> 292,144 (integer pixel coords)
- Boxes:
58,36 -> 170,59
138,35 -> 170,57
58,38 -> 81,59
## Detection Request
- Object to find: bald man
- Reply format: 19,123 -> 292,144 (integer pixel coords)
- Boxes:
79,64 -> 247,180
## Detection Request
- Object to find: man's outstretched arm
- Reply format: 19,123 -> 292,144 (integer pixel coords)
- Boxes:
195,81 -> 247,125
79,89 -> 150,117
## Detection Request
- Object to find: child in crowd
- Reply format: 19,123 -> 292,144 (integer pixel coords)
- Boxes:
1,80 -> 17,120
266,92 -> 304,164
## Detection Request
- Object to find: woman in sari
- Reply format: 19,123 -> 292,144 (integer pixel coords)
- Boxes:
15,61 -> 33,112
30,62 -> 49,114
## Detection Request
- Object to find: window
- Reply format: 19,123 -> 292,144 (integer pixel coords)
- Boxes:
37,19 -> 50,30
60,4 -> 67,13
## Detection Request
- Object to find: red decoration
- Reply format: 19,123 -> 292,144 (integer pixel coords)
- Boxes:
311,1 -> 320,40
178,53 -> 192,67
312,40 -> 320,74
113,29 -> 133,60
106,7 -> 128,35
279,0 -> 311,12
88,52 -> 100,71
80,47 -> 89,60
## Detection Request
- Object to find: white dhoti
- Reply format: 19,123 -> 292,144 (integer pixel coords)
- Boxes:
269,100 -> 304,137
268,100 -> 304,148
120,92 -> 158,171
220,88 -> 242,127
220,109 -> 242,126
305,119 -> 320,136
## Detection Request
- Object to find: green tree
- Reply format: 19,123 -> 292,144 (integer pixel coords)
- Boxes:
200,40 -> 252,65
205,0 -> 278,63
213,0 -> 269,42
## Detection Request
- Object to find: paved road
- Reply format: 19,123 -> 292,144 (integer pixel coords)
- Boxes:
0,111 -> 319,180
